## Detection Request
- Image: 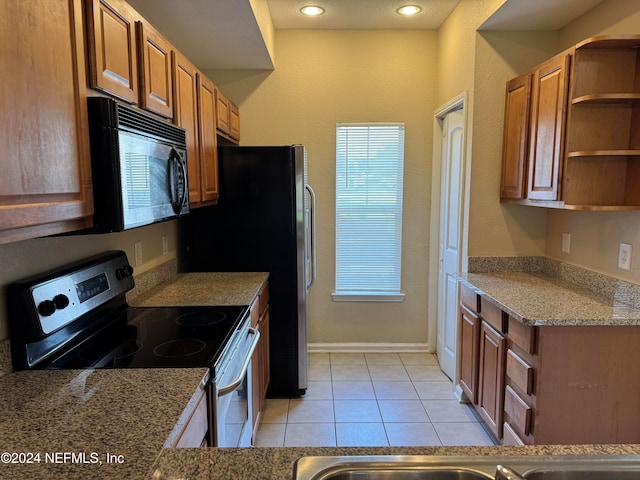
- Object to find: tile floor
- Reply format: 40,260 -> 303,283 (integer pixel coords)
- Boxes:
253,352 -> 497,447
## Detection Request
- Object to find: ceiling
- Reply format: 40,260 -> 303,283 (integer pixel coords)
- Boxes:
127,0 -> 604,71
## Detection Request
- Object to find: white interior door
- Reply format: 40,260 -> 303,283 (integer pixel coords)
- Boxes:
436,108 -> 465,380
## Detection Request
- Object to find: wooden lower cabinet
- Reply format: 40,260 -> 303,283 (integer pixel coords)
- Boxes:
459,283 -> 640,445
506,324 -> 640,445
171,389 -> 208,448
458,305 -> 480,404
477,321 -> 506,439
458,284 -> 506,441
251,282 -> 270,442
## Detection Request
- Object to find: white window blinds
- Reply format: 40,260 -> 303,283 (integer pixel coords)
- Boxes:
334,123 -> 405,301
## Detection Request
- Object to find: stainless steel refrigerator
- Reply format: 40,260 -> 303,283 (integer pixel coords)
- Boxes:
179,145 -> 316,397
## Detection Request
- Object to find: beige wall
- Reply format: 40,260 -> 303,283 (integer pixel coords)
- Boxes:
0,221 -> 178,340
544,0 -> 640,281
210,29 -> 437,345
437,0 -> 558,261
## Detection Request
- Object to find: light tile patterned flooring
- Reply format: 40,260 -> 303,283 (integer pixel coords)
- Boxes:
253,352 -> 497,447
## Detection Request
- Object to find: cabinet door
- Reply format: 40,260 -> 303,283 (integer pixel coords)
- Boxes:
229,102 -> 240,141
458,305 -> 480,404
216,89 -> 230,134
197,74 -> 220,203
527,53 -> 570,201
86,0 -> 138,103
0,0 -> 93,244
477,321 -> 506,439
172,51 -> 201,205
500,74 -> 532,200
137,21 -> 173,118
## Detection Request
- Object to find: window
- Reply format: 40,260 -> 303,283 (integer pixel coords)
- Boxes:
334,123 -> 405,302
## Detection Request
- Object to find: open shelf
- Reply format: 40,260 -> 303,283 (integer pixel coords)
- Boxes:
572,93 -> 640,104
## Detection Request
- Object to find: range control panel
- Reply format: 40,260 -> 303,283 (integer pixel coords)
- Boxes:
14,251 -> 135,337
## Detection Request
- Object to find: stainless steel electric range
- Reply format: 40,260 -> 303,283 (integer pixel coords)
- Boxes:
7,251 -> 259,447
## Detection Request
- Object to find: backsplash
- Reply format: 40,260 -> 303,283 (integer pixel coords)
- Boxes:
126,256 -> 178,303
0,340 -> 11,378
468,256 -> 640,309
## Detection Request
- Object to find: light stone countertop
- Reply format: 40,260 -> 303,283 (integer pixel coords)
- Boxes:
129,272 -> 269,307
457,271 -> 640,326
148,445 -> 640,479
0,368 -> 208,480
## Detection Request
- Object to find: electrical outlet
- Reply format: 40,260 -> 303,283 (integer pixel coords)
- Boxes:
562,233 -> 571,254
619,243 -> 632,271
162,235 -> 169,255
134,241 -> 143,266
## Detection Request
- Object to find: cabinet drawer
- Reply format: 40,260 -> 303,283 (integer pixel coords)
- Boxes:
508,316 -> 535,354
480,298 -> 505,333
460,283 -> 479,312
502,421 -> 525,446
506,349 -> 534,395
504,385 -> 532,436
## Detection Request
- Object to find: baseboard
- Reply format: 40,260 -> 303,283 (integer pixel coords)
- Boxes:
308,342 -> 433,353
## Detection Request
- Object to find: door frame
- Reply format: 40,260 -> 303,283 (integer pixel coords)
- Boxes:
428,91 -> 470,389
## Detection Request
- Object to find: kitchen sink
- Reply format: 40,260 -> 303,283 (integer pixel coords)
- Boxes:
523,468 -> 640,480
300,468 -> 492,480
293,455 -> 640,480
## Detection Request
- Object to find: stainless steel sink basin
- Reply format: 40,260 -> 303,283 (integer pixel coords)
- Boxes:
293,455 -> 640,480
523,468 -> 640,480
302,467 -> 492,480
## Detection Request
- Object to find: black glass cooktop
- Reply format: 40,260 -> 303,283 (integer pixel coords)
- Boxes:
43,305 -> 247,370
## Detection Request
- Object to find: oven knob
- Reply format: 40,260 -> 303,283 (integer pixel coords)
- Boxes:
37,300 -> 56,317
53,294 -> 70,309
116,265 -> 134,280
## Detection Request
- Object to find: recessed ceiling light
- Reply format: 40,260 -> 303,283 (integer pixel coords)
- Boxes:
300,5 -> 325,16
396,5 -> 422,16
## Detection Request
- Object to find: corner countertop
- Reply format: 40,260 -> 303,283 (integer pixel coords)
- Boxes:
148,445 -> 640,479
0,368 -> 208,480
457,271 -> 640,326
129,272 -> 269,307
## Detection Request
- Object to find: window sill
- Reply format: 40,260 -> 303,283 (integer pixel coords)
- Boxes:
331,292 -> 405,303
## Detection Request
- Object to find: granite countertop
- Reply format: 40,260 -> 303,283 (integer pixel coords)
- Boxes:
0,368 -> 208,480
148,445 -> 640,479
457,271 -> 640,326
129,272 -> 269,307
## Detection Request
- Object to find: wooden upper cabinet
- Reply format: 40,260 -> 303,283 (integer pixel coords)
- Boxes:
85,0 -> 138,104
0,0 -> 94,244
229,103 -> 240,141
216,88 -> 240,143
172,51 -> 201,205
136,21 -> 173,118
500,74 -> 532,200
501,35 -> 640,210
216,89 -> 230,134
527,53 -> 570,201
197,74 -> 219,203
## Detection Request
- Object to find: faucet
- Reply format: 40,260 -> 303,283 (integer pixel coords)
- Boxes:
496,464 -> 526,480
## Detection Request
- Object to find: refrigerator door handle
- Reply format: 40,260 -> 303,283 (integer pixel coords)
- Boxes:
305,184 -> 317,289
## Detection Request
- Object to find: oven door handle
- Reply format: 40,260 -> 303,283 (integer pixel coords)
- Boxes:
217,327 -> 260,397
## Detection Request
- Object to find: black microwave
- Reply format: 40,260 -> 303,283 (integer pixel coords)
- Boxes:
87,97 -> 189,232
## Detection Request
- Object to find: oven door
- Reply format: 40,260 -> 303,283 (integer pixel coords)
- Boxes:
212,322 -> 260,447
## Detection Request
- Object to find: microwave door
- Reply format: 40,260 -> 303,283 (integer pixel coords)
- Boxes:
119,132 -> 185,230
